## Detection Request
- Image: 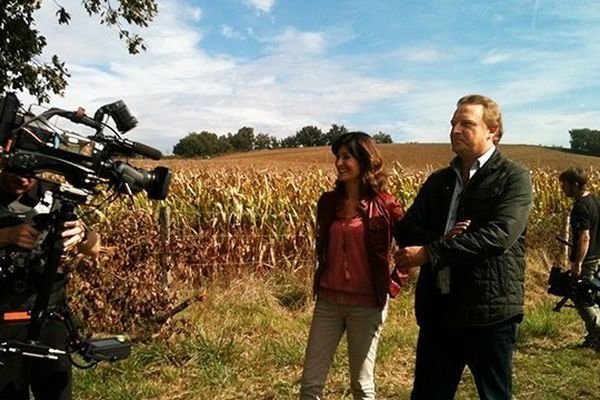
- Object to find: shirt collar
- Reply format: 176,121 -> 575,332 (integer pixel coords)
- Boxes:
477,144 -> 496,168
450,145 -> 496,182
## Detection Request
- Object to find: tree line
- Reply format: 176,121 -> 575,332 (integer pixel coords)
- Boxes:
569,129 -> 600,156
172,125 -> 393,158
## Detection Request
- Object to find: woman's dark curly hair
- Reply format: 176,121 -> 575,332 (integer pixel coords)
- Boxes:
331,131 -> 387,195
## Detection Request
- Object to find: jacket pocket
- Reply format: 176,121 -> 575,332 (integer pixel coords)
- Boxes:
469,172 -> 507,199
469,184 -> 503,199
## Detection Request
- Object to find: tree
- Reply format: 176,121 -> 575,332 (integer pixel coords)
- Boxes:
295,125 -> 325,147
325,124 -> 348,145
269,136 -> 281,149
228,126 -> 255,151
0,1 -> 157,103
173,131 -> 232,158
254,132 -> 274,150
280,135 -> 298,148
373,131 -> 393,144
570,128 -> 600,156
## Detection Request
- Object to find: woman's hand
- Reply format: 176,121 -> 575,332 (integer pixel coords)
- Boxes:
395,246 -> 429,269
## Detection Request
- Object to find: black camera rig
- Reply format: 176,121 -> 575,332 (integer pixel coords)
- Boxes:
547,236 -> 600,312
547,266 -> 600,312
0,92 -> 172,367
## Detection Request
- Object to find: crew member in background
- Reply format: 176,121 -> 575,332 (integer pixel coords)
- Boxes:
0,170 -> 100,400
559,167 -> 600,351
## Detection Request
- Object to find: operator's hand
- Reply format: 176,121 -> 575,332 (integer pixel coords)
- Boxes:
570,261 -> 582,279
60,220 -> 87,251
7,224 -> 40,250
443,220 -> 471,240
395,246 -> 429,269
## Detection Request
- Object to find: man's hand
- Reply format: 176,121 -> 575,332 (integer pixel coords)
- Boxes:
60,220 -> 86,251
443,220 -> 471,240
571,261 -> 582,279
395,246 -> 429,269
5,224 -> 40,250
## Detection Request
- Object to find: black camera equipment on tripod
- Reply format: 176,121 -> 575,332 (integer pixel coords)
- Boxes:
0,92 -> 172,366
547,236 -> 600,312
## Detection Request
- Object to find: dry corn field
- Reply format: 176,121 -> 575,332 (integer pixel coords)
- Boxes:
69,144 -> 600,333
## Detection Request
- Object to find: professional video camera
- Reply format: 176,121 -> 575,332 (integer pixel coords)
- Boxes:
0,92 -> 172,367
547,266 -> 600,312
0,92 -> 170,199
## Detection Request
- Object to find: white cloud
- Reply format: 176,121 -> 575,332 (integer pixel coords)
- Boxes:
25,1 -> 410,153
505,110 -> 600,147
269,28 -> 328,55
33,0 -> 204,64
221,25 -> 245,40
243,0 -> 276,13
404,48 -> 443,62
187,6 -> 203,22
482,49 -> 512,64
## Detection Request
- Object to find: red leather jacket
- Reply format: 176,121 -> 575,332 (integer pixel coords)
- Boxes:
313,190 -> 405,309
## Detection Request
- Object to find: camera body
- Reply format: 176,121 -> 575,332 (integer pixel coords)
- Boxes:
548,266 -> 600,311
547,266 -> 576,298
0,92 -> 171,200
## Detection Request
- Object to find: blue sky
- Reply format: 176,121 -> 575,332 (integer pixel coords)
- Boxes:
30,0 -> 600,153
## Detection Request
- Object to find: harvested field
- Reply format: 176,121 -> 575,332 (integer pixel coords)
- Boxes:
146,144 -> 600,171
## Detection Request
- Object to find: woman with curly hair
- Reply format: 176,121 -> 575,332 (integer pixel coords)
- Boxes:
299,131 -> 406,399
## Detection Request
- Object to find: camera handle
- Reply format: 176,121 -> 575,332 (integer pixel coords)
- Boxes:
26,199 -> 77,341
553,296 -> 573,312
0,340 -> 66,360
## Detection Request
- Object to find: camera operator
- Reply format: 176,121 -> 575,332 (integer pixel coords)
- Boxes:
0,170 -> 100,399
559,167 -> 600,351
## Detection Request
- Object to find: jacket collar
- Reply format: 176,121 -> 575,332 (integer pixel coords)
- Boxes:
332,186 -> 378,215
448,147 -> 504,184
476,147 -> 503,174
357,190 -> 384,215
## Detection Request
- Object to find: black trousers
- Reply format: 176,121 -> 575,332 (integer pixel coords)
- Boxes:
0,318 -> 72,400
411,319 -> 519,400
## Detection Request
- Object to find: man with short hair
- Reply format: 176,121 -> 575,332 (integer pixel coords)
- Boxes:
559,167 -> 600,350
395,94 -> 533,399
0,170 -> 100,400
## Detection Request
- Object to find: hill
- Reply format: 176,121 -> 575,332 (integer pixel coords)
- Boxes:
159,144 -> 600,171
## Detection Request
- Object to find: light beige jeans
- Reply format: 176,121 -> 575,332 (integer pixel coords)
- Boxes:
299,298 -> 388,400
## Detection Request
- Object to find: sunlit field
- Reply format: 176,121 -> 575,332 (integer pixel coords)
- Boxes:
71,144 -> 600,399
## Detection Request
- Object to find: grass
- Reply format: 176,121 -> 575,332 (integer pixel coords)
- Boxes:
73,265 -> 600,400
